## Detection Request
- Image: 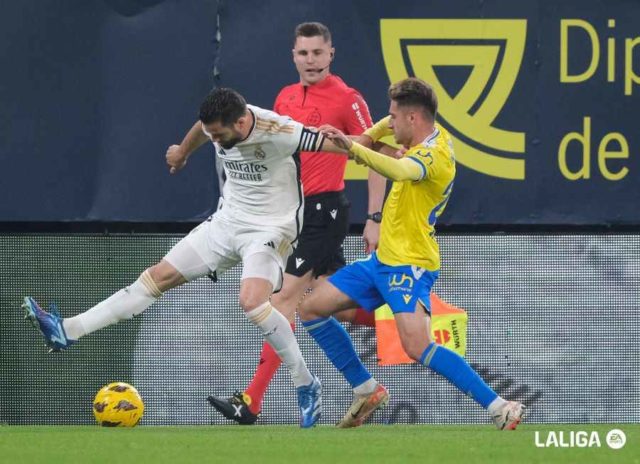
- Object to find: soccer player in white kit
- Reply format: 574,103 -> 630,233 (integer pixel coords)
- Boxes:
22,88 -> 330,428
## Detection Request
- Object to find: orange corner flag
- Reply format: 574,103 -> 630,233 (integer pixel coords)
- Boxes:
375,293 -> 468,366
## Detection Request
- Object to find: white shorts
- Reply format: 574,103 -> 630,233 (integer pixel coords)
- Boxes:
164,212 -> 296,291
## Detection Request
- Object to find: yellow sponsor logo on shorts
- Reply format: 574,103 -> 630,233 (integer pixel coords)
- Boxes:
389,273 -> 414,288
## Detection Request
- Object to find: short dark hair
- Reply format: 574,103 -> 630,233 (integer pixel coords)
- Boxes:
294,22 -> 331,45
199,88 -> 247,126
388,78 -> 438,121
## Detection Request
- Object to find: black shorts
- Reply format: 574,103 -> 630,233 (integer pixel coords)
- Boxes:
286,191 -> 350,278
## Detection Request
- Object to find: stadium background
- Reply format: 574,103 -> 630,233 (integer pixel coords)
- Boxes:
1,0 -> 639,426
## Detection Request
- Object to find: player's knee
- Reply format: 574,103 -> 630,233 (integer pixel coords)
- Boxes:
239,297 -> 263,312
405,346 -> 425,362
137,268 -> 162,297
238,290 -> 268,313
334,308 -> 356,323
239,273 -> 275,312
297,295 -> 320,321
401,338 -> 429,361
146,262 -> 184,293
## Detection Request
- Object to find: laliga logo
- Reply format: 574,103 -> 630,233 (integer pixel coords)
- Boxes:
380,19 -> 527,179
534,429 -> 626,449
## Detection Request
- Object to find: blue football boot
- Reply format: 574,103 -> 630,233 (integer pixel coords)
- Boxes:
297,374 -> 322,428
22,296 -> 75,352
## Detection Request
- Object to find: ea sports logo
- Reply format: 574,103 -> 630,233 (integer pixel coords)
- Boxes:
380,19 -> 527,180
606,429 -> 626,449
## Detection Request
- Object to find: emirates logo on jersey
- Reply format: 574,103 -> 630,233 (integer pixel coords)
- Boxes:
254,146 -> 266,160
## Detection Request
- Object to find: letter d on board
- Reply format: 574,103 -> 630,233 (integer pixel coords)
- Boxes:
561,19 -> 600,83
558,117 -> 591,180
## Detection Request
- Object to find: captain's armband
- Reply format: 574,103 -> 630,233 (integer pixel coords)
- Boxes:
297,128 -> 325,152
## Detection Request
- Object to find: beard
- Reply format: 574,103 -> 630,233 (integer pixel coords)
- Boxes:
220,135 -> 242,149
394,131 -> 409,147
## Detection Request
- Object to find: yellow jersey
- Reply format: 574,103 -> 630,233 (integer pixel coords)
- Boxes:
375,123 -> 456,271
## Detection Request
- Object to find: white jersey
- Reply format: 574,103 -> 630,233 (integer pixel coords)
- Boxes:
209,105 -> 322,235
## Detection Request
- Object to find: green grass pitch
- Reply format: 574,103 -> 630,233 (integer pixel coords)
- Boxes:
1,424 -> 638,464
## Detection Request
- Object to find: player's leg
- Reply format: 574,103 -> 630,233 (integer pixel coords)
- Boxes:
23,245 -> 196,352
62,220 -> 222,340
209,222 -> 319,423
338,290 -> 478,328
232,264 -> 375,421
213,196 -> 343,423
238,248 -> 321,428
298,257 -> 389,427
272,271 -> 315,321
306,193 -> 376,328
208,270 -> 313,423
393,298 -> 526,430
62,259 -> 183,339
22,263 -> 168,352
334,308 -> 375,326
23,218 -> 223,352
341,292 -> 458,330
304,275 -> 375,327
240,271 -> 314,418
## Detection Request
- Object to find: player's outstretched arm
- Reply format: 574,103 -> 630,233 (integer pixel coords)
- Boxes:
374,142 -> 406,159
314,125 -> 350,154
316,124 -> 376,154
351,135 -> 405,161
349,143 -> 423,181
321,126 -> 422,182
353,133 -> 374,148
166,121 -> 210,174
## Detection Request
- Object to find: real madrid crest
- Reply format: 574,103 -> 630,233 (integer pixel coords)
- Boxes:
254,146 -> 266,160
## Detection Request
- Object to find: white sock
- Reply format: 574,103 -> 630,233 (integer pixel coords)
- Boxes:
487,396 -> 508,416
246,302 -> 313,387
63,270 -> 162,340
353,378 -> 378,396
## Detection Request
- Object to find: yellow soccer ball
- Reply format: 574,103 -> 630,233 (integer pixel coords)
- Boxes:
93,382 -> 144,427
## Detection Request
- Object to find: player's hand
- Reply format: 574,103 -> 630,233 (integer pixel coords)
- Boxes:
319,125 -> 352,151
363,220 -> 380,254
393,147 -> 408,159
166,145 -> 188,174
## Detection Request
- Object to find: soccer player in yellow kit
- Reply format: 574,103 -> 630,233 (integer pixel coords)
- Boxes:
298,77 -> 526,429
